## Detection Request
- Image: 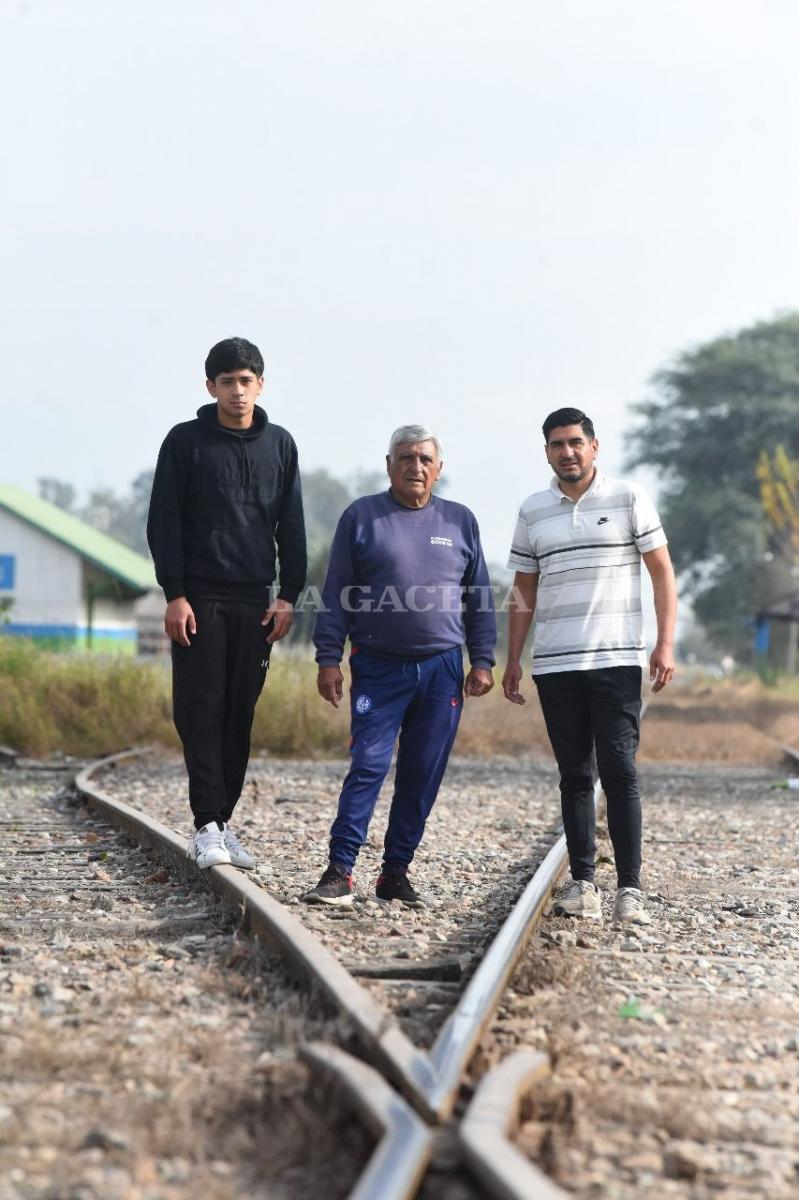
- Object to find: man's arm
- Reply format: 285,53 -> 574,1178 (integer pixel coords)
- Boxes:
313,510 -> 355,707
501,571 -> 539,704
461,514 -> 496,698
268,436 -> 308,643
642,545 -> 677,692
147,431 -> 195,646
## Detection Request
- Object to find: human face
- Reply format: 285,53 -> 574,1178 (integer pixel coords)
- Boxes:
386,440 -> 442,508
206,369 -> 263,429
545,424 -> 598,489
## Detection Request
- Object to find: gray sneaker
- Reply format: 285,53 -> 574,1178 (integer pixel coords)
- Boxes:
612,887 -> 651,926
551,879 -> 602,921
187,822 -> 231,870
223,825 -> 254,870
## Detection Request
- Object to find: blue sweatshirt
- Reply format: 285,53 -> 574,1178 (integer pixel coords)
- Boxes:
313,491 -> 496,669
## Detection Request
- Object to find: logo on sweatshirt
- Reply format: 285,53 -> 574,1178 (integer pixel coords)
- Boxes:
355,694 -> 372,714
597,517 -> 609,525
430,536 -> 454,547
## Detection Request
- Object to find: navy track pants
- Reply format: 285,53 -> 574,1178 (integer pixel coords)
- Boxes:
329,646 -> 464,873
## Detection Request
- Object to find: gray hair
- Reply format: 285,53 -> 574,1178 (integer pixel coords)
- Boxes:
387,424 -> 443,462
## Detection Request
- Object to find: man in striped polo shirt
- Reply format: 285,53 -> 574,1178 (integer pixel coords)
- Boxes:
502,408 -> 677,925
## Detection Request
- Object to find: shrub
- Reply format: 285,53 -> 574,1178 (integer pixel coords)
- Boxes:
0,638 -> 349,759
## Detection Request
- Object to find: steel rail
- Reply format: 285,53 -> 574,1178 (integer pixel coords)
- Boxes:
74,752 -> 439,1117
300,1042 -> 433,1200
425,779 -> 600,1119
459,1050 -> 568,1200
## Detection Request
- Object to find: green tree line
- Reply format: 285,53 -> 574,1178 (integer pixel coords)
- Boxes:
627,311 -> 799,659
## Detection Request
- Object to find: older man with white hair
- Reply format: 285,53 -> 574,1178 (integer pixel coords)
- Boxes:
304,425 -> 496,908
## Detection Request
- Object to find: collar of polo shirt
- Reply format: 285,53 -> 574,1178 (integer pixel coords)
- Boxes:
549,468 -> 605,503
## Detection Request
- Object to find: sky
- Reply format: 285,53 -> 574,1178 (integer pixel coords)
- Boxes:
2,0 -> 799,563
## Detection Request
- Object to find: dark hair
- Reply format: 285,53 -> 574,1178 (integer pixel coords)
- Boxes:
542,407 -> 595,442
205,337 -> 264,381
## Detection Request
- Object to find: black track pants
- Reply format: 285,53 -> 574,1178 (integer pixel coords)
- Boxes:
534,666 -> 643,889
172,599 -> 270,829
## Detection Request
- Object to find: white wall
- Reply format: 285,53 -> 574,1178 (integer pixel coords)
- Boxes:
0,509 -> 83,626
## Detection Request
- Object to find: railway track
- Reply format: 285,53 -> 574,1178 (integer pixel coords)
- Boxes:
1,747 -> 577,1199
2,722 -> 797,1198
75,749 -> 573,1199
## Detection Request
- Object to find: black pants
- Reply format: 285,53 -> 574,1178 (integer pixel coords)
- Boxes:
534,666 -> 642,889
172,599 -> 270,830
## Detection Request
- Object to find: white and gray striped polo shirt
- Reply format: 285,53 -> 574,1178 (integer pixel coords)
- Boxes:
507,471 -> 667,675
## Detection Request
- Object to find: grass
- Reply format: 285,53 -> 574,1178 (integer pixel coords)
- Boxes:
3,635 -> 799,762
0,637 -> 175,757
0,637 -> 344,759
0,636 -> 550,760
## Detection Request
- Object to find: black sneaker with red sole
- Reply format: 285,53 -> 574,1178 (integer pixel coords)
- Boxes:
302,862 -> 354,906
375,871 -> 424,908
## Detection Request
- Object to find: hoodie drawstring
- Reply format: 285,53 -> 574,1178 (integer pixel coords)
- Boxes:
241,443 -> 252,487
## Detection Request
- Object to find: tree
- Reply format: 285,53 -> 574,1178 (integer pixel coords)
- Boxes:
626,312 -> 799,657
38,474 -> 153,557
38,478 -> 77,513
301,468 -> 351,557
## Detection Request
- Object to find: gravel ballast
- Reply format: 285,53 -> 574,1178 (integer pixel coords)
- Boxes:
96,753 -> 566,1047
489,762 -> 799,1199
6,738 -> 798,1199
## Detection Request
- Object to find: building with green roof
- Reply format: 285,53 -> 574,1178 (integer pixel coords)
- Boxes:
0,485 -> 157,654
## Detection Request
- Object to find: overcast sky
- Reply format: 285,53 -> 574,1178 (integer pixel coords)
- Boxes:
2,0 -> 798,562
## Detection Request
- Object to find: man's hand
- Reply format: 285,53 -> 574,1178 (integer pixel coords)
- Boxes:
261,598 -> 294,644
501,659 -> 526,705
649,642 -> 675,693
643,547 -> 677,693
164,597 -> 196,647
464,667 -> 494,697
317,666 -> 344,707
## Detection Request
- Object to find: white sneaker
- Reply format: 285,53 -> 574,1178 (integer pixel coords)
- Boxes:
223,824 -> 254,870
187,822 -> 231,869
551,879 -> 602,921
612,887 -> 651,926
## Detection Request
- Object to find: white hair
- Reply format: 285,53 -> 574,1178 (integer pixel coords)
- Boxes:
388,425 -> 443,462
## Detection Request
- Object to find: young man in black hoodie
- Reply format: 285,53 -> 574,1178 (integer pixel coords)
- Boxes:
147,337 -> 306,869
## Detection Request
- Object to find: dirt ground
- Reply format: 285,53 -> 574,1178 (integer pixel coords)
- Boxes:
454,673 -> 799,768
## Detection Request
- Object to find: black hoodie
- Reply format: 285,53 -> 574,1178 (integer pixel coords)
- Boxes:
146,404 -> 307,604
